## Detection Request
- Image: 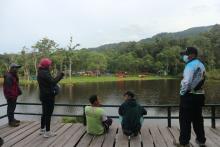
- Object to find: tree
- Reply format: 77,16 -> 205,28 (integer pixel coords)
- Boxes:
156,46 -> 181,75
86,52 -> 107,72
20,46 -> 31,80
142,54 -> 154,72
66,36 -> 80,78
32,37 -> 59,57
30,48 -> 39,77
114,53 -> 140,73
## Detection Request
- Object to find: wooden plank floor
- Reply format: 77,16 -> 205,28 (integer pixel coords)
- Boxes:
0,121 -> 220,147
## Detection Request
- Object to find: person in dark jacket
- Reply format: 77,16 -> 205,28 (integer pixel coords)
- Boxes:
119,91 -> 147,136
37,58 -> 64,138
3,63 -> 22,127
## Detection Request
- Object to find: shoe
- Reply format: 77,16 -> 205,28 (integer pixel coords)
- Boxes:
195,139 -> 206,147
43,131 -> 57,138
13,119 -> 20,124
39,128 -> 45,135
9,121 -> 19,127
173,140 -> 190,147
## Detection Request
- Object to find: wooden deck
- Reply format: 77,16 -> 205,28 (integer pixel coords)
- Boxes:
0,121 -> 220,147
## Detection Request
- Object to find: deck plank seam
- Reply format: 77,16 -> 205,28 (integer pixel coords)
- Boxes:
112,128 -> 119,147
72,130 -> 89,147
157,126 -> 168,147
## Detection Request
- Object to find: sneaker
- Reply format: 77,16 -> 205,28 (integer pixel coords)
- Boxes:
9,121 -> 19,127
39,128 -> 45,135
173,140 -> 190,147
43,131 -> 57,138
195,139 -> 206,147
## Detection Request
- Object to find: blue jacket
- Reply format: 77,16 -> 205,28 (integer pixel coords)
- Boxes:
180,58 -> 206,95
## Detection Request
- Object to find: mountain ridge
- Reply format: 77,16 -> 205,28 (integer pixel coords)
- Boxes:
91,24 -> 216,50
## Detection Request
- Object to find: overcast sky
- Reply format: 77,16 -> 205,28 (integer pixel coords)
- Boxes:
0,0 -> 220,54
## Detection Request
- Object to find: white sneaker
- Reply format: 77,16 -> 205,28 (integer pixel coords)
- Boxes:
43,131 -> 57,138
39,128 -> 45,135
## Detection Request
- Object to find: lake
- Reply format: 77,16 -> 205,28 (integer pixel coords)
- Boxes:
0,79 -> 220,125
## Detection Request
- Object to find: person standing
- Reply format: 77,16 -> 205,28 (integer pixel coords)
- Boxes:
37,58 -> 64,138
175,47 -> 206,147
3,63 -> 22,127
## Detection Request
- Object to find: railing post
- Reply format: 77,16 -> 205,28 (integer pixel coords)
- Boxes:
211,106 -> 216,128
168,106 -> 171,128
83,106 -> 86,126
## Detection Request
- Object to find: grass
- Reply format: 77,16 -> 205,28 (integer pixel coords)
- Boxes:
207,69 -> 220,80
62,116 -> 84,123
60,75 -> 176,85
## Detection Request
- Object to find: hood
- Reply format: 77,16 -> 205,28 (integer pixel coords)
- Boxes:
125,98 -> 138,107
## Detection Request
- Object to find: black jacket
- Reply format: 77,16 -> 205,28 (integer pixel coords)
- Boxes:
119,98 -> 147,132
37,68 -> 64,100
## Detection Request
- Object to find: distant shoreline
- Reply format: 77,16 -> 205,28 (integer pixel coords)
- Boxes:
1,73 -> 220,86
0,75 -> 177,85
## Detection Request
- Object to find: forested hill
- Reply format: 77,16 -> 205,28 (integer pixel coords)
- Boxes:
0,24 -> 219,78
141,25 -> 213,42
90,25 -> 214,51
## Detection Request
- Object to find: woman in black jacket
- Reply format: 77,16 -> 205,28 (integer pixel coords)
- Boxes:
37,58 -> 64,138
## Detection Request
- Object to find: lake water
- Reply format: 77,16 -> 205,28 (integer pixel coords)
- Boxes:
0,79 -> 220,125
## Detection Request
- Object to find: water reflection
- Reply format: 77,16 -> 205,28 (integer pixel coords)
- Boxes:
0,80 -> 220,118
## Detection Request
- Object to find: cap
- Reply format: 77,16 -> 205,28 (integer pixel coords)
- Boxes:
180,47 -> 198,56
10,63 -> 22,69
38,58 -> 52,68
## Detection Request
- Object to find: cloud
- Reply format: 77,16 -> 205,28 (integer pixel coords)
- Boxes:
0,0 -> 220,53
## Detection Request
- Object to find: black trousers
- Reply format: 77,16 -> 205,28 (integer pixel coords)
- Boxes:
7,99 -> 17,123
41,98 -> 55,131
0,137 -> 3,146
179,94 -> 206,145
103,117 -> 113,132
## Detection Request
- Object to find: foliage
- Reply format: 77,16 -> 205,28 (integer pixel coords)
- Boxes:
60,76 -> 174,85
62,117 -> 84,123
207,69 -> 220,80
0,24 -> 220,80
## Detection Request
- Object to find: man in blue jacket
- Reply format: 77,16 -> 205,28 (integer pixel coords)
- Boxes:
175,47 -> 206,147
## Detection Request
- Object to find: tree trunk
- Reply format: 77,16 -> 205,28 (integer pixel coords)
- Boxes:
34,58 -> 38,77
69,58 -> 72,79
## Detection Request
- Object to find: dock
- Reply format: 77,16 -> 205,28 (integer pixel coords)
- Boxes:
0,121 -> 220,147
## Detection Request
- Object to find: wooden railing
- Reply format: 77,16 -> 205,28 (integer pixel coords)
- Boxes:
0,103 -> 220,128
